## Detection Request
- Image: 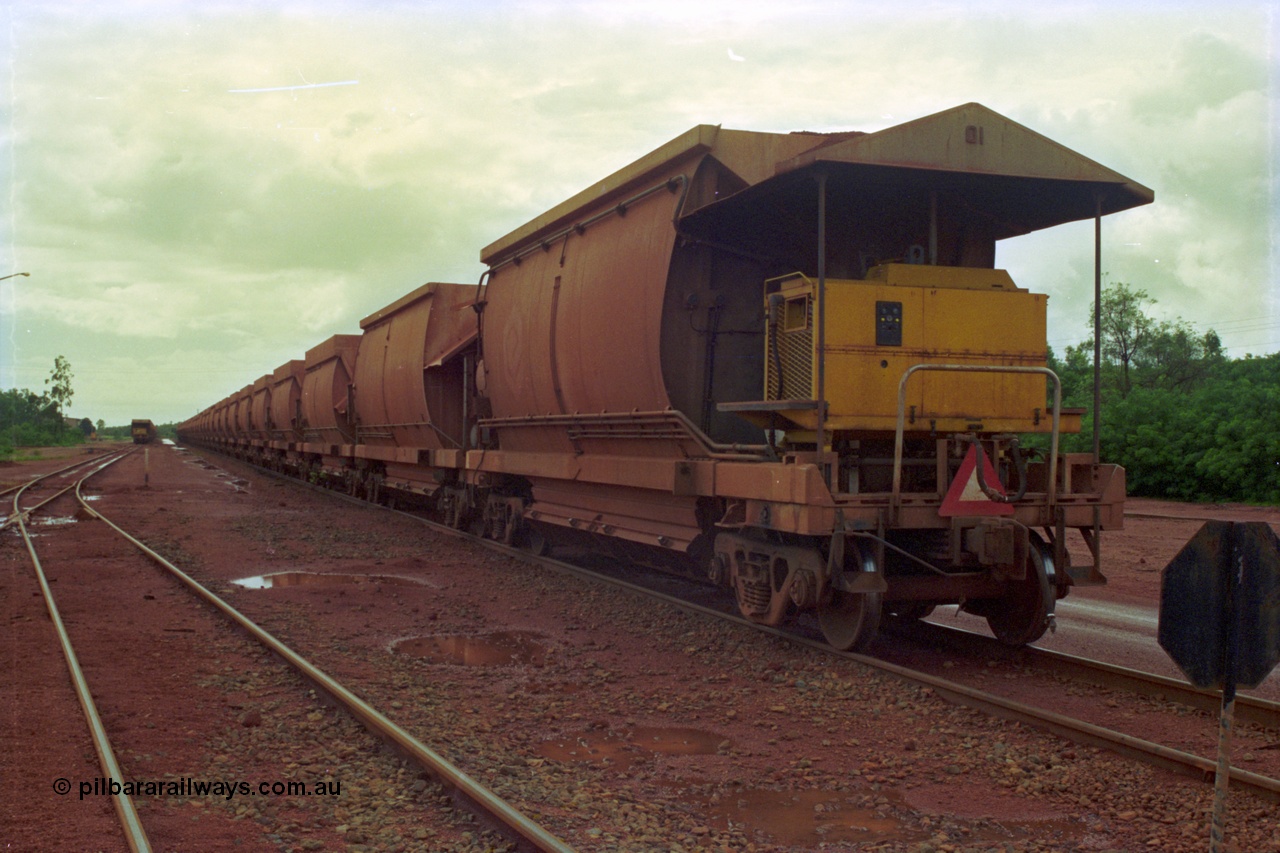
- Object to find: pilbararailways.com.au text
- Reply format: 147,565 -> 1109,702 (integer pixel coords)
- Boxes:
56,776 -> 342,801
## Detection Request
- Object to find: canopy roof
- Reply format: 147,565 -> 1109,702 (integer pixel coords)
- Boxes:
482,102 -> 1153,265
768,102 -> 1152,233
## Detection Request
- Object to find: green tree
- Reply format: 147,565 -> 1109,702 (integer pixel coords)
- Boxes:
1093,281 -> 1156,398
1136,322 -> 1226,391
1059,283 -> 1278,503
0,385 -> 83,453
45,355 -> 74,430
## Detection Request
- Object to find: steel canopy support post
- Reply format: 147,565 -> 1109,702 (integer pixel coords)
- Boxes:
816,171 -> 828,479
1091,193 -> 1104,582
1092,193 -> 1103,465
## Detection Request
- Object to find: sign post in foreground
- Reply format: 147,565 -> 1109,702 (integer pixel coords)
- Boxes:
1158,521 -> 1280,852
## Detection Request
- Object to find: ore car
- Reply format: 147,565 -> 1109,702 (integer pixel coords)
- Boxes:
178,103 -> 1152,651
131,419 -> 157,444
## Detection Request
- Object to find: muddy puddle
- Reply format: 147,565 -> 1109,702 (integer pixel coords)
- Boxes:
392,631 -> 549,666
536,726 -> 728,770
704,788 -> 926,847
231,572 -> 430,590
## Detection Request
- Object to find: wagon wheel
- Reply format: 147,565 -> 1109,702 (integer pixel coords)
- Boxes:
522,522 -> 551,557
817,542 -> 883,651
818,589 -> 883,651
984,533 -> 1056,646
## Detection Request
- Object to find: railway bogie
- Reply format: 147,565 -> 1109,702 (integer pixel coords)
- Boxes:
178,102 -> 1153,650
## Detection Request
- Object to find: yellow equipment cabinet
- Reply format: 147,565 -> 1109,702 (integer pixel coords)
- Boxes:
754,264 -> 1079,437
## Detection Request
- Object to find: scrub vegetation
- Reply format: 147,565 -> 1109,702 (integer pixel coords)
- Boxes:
1050,282 -> 1279,504
0,355 -> 172,457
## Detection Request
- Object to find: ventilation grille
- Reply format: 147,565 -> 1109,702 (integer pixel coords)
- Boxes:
766,296 -> 813,400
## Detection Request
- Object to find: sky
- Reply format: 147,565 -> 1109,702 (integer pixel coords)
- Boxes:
1,0 -> 1275,427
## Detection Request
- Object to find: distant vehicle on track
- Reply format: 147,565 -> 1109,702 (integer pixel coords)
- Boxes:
131,419 -> 157,444
179,103 -> 1152,651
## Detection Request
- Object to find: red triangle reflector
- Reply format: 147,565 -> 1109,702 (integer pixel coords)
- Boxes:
939,444 -> 1014,517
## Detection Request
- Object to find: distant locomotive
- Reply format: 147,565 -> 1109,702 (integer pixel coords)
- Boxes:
131,419 -> 157,444
178,103 -> 1152,651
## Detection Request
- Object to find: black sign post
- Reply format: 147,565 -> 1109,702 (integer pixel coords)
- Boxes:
1158,521 -> 1280,853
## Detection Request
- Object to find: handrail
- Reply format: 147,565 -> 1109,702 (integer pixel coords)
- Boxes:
891,364 -> 1061,524
479,408 -> 775,461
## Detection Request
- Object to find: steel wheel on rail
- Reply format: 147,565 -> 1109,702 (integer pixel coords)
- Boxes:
522,521 -> 551,557
982,532 -> 1056,646
817,542 -> 883,651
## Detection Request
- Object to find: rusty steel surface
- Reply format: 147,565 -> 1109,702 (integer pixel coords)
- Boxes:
480,127 -> 829,457
172,103 -> 1158,642
353,282 -> 477,451
268,360 -> 305,442
248,375 -> 271,441
232,386 -> 252,435
300,335 -> 360,445
482,189 -> 683,455
480,104 -> 1153,462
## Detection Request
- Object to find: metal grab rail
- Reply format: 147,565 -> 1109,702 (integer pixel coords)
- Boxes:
891,364 -> 1062,524
479,408 -> 774,461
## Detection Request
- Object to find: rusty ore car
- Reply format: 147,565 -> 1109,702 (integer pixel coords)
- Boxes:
178,103 -> 1152,651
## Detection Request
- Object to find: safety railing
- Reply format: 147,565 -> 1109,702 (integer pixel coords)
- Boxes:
891,364 -> 1062,524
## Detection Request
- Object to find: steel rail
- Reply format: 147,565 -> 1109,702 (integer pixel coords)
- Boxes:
0,450 -> 115,499
74,461 -> 575,853
408,516 -> 1280,803
899,619 -> 1279,730
13,454 -> 152,853
196,445 -> 1280,805
1,451 -> 120,525
519,543 -> 1280,804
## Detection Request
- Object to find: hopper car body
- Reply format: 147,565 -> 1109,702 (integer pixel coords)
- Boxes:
131,419 -> 157,444
178,103 -> 1152,650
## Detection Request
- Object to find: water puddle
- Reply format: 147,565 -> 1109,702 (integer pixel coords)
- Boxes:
36,515 -> 79,526
631,726 -> 726,756
392,631 -> 549,666
231,572 -> 429,590
536,726 -> 728,771
705,789 -> 926,847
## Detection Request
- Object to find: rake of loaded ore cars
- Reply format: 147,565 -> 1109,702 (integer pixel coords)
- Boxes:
178,103 -> 1152,652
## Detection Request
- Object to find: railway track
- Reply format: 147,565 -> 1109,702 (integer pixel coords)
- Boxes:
37,443 -> 1274,849
211,449 -> 1280,807
8,452 -> 575,852
488,542 -> 1280,805
888,619 -> 1280,731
